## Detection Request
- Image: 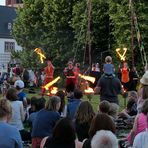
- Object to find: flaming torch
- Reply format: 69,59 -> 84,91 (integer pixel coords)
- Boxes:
79,74 -> 95,84
34,48 -> 46,63
116,48 -> 127,61
43,76 -> 60,90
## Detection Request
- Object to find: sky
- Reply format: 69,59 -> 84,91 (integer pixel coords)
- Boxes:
0,0 -> 5,5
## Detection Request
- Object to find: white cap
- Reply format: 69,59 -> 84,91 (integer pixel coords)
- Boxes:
14,80 -> 24,89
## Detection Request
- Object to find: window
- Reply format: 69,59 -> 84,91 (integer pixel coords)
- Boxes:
4,42 -> 15,52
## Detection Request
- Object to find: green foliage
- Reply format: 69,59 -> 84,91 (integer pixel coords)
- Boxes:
12,0 -> 148,71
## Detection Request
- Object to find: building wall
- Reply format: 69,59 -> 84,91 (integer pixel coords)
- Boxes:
0,38 -> 22,53
0,38 -> 22,72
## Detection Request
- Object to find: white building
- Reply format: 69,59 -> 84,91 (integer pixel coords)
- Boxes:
0,6 -> 22,73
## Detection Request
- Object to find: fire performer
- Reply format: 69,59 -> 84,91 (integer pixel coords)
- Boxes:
64,61 -> 76,93
121,62 -> 130,91
41,58 -> 54,96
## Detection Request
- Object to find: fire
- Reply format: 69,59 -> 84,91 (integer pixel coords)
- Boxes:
51,87 -> 58,95
43,76 -> 60,90
116,48 -> 127,61
34,48 -> 46,63
84,87 -> 94,94
79,74 -> 95,84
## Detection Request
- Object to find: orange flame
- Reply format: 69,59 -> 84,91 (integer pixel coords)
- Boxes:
34,48 -> 46,63
79,74 -> 95,84
43,76 -> 60,90
84,87 -> 94,94
51,87 -> 58,95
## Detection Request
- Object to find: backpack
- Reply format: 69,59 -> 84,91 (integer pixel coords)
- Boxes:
23,70 -> 29,81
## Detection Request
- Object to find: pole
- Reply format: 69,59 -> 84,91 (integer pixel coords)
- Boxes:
87,0 -> 92,67
130,0 -> 135,67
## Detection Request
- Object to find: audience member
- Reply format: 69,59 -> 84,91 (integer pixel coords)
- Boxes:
41,118 -> 82,148
95,71 -> 123,104
133,129 -> 148,148
6,88 -> 31,141
137,72 -> 148,112
14,79 -> 27,108
103,56 -> 115,75
91,130 -> 118,148
31,96 -> 61,148
67,89 -> 82,120
127,99 -> 148,145
0,99 -> 23,148
98,100 -> 110,114
56,90 -> 66,117
75,101 -> 95,141
82,113 -> 116,148
119,91 -> 138,119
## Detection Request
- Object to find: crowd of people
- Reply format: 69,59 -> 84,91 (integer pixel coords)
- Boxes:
0,56 -> 148,148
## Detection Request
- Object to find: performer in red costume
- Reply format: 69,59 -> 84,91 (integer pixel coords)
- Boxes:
121,62 -> 130,91
41,58 -> 54,96
64,61 -> 76,93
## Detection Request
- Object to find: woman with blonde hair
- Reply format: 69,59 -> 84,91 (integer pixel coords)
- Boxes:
0,99 -> 23,148
74,101 -> 95,142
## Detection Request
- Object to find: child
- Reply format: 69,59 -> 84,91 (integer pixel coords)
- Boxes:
103,56 -> 115,75
14,79 -> 27,108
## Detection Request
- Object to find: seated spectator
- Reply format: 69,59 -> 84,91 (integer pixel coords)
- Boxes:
108,103 -> 119,120
28,97 -> 37,114
56,90 -> 67,117
29,97 -> 46,130
31,96 -> 61,148
127,99 -> 148,145
6,88 -> 31,141
91,130 -> 118,148
41,118 -> 82,148
67,89 -> 82,120
82,113 -> 116,148
75,101 -> 95,142
119,91 -> 138,119
98,100 -> 110,114
0,99 -> 23,148
137,72 -> 148,113
133,129 -> 148,148
14,79 -> 27,108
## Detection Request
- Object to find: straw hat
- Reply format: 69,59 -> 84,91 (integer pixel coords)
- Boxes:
140,72 -> 148,85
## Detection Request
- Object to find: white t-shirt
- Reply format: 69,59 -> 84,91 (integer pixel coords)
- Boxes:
9,101 -> 24,130
133,130 -> 148,148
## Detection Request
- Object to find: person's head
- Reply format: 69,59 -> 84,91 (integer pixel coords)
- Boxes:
89,113 -> 116,138
140,73 -> 148,100
0,99 -> 12,121
91,130 -> 118,148
56,90 -> 65,113
123,62 -> 128,68
14,79 -> 24,90
74,89 -> 83,99
35,97 -> 46,111
68,61 -> 73,68
6,88 -> 18,101
45,96 -> 61,111
75,101 -> 95,124
105,56 -> 112,64
99,101 -> 110,114
52,117 -> 76,144
128,91 -> 138,102
46,57 -> 52,66
141,99 -> 148,115
108,103 -> 119,119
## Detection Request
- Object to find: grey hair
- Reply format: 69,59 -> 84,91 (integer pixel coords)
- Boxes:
45,96 -> 61,111
91,130 -> 118,148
